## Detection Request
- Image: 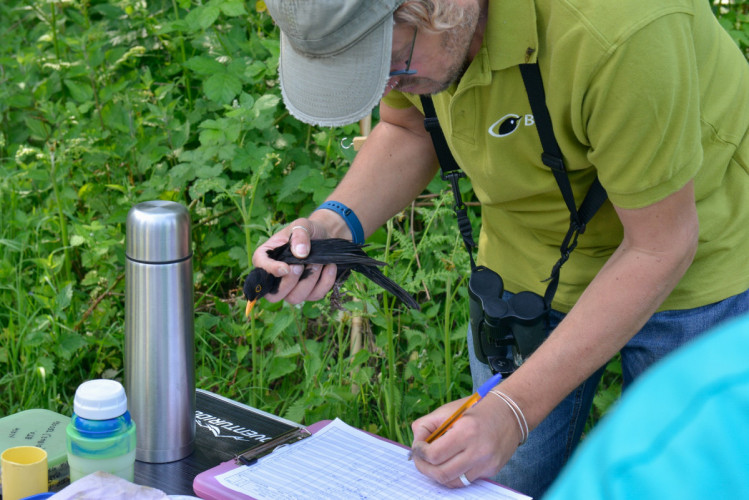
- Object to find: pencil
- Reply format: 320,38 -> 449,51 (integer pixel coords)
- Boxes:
408,372 -> 503,460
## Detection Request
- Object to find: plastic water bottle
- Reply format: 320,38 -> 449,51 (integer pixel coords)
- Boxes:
65,379 -> 136,482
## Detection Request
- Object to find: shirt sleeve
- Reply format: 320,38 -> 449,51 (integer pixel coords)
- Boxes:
582,12 -> 703,209
381,90 -> 420,110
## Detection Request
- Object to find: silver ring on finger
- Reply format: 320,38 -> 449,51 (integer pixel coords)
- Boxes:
458,473 -> 471,487
289,225 -> 311,237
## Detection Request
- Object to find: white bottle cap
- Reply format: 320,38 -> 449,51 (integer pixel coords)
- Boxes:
74,379 -> 128,420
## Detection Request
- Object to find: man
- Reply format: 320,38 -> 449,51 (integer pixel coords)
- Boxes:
255,0 -> 749,497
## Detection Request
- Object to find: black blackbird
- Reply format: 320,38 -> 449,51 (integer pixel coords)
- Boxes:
243,238 -> 419,315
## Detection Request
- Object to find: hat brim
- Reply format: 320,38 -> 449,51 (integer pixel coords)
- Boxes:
278,16 -> 393,127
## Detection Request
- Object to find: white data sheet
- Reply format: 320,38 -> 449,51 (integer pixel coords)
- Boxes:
216,418 -> 532,499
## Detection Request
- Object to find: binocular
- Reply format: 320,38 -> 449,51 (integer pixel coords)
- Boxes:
468,266 -> 549,375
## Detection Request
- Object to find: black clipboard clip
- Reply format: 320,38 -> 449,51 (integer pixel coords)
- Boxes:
234,427 -> 311,466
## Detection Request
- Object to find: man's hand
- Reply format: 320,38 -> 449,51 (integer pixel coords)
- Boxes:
251,218 -> 338,305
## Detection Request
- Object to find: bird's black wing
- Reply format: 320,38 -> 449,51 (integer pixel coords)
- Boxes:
266,239 -> 387,267
308,239 -> 387,267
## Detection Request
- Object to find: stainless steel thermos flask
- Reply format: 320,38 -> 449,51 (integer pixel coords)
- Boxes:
125,200 -> 195,463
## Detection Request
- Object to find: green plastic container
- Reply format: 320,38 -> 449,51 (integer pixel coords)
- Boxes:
65,379 -> 136,482
0,409 -> 71,492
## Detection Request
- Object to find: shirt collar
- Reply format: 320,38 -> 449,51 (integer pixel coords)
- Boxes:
485,0 -> 539,70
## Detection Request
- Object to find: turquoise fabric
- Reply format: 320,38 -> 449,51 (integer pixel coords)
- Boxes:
543,314 -> 749,499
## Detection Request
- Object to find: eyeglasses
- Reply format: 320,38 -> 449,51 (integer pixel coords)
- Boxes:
389,27 -> 417,77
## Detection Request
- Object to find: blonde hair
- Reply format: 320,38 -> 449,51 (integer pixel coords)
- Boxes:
394,0 -> 467,33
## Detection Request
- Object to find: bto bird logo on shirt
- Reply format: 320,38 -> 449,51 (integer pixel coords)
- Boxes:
488,113 -> 535,137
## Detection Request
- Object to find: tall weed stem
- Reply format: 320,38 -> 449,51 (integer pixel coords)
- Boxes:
48,145 -> 72,283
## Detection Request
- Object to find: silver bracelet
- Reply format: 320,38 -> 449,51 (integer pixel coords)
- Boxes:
489,391 -> 525,445
490,390 -> 529,445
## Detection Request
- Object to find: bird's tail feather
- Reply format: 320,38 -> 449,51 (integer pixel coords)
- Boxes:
354,265 -> 420,310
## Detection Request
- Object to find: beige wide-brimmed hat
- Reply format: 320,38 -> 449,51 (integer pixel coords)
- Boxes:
265,0 -> 405,127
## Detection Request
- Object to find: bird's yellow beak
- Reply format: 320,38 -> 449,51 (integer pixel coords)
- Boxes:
245,298 -> 258,317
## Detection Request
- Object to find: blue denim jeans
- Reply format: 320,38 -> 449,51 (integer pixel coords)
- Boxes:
467,287 -> 749,499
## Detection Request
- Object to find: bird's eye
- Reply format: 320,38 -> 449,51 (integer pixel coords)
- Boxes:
255,284 -> 262,293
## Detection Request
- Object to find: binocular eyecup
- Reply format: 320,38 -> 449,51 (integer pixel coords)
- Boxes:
468,266 -> 549,375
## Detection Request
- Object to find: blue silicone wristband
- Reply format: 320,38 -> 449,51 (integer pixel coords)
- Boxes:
315,201 -> 365,245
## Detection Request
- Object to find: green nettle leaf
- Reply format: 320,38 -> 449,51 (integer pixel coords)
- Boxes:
266,357 -> 297,383
168,163 -> 198,189
298,170 -> 324,194
70,235 -> 86,247
23,116 -> 50,140
170,120 -> 191,150
249,94 -> 280,129
189,177 -> 228,198
35,357 -> 55,377
64,79 -> 94,103
199,127 -> 225,146
204,72 -> 242,104
284,398 -> 308,423
253,94 -> 280,112
278,165 -> 312,200
228,246 -> 247,264
276,344 -> 302,358
91,3 -> 126,19
8,92 -> 33,108
243,60 -> 268,80
198,118 -> 241,145
57,332 -> 89,361
183,56 -> 225,76
236,344 -> 250,363
196,164 -> 224,179
101,102 -> 131,133
350,349 -> 371,366
185,4 -> 221,31
220,0 -> 247,17
266,312 -> 295,344
55,284 -> 74,311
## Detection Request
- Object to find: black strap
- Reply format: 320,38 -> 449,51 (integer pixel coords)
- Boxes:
518,64 -> 608,229
420,96 -> 477,270
518,63 -> 608,306
421,63 -> 608,308
519,64 -> 580,223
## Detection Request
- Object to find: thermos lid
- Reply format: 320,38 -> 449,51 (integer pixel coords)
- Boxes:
126,200 -> 191,263
74,379 -> 128,420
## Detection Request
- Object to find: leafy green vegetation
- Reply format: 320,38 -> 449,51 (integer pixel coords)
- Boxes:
1,0 -> 747,446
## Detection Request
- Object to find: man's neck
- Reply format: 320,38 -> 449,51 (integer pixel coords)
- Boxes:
468,0 -> 489,61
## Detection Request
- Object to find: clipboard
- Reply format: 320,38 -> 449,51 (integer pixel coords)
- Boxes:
192,419 -> 527,500
192,420 -> 332,500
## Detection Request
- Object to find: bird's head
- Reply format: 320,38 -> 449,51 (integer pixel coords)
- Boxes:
242,268 -> 281,317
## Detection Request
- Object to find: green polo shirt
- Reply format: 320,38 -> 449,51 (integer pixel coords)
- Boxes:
384,0 -> 749,312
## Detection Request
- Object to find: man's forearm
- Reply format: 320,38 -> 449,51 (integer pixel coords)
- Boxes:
309,106 -> 439,240
499,182 -> 699,429
506,247 -> 690,429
